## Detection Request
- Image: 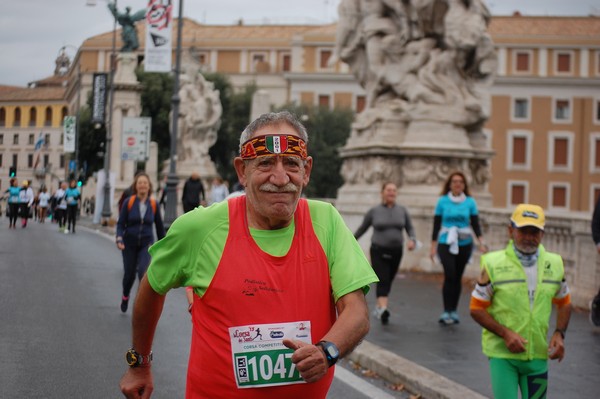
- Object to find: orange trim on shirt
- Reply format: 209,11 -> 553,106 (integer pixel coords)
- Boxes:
552,293 -> 571,307
470,296 -> 491,310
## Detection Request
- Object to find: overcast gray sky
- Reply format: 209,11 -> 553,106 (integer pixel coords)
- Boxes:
0,0 -> 597,87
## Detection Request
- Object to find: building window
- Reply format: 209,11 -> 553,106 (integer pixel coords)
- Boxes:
591,133 -> 600,173
356,95 -> 366,113
319,49 -> 332,69
13,134 -> 19,145
282,54 -> 291,72
512,97 -> 530,121
44,133 -> 50,147
14,107 -> 21,127
250,52 -> 268,73
553,138 -> 568,166
12,154 -> 18,169
508,182 -> 528,205
0,154 -> 3,167
591,185 -> 600,211
0,107 -> 5,126
60,154 -> 65,168
507,130 -> 532,170
61,107 -> 68,123
549,183 -> 569,209
28,133 -> 35,145
29,107 -> 37,127
0,134 -> 3,145
43,154 -> 49,167
548,132 -> 573,172
513,137 -> 527,164
44,107 -> 52,126
595,99 -> 600,124
553,98 -> 571,123
27,154 -> 33,168
60,133 -> 64,145
318,95 -> 330,108
514,50 -> 532,73
555,51 -> 573,74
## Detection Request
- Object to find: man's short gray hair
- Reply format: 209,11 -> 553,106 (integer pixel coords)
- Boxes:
239,111 -> 309,154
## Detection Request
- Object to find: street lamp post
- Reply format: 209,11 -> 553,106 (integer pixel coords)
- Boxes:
163,0 -> 184,229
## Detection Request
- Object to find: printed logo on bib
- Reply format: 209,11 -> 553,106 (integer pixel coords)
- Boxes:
229,321 -> 311,389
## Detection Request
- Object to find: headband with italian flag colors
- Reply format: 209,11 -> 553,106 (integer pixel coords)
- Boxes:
240,135 -> 308,160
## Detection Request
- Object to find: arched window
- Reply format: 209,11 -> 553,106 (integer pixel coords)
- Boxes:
29,107 -> 37,127
0,107 -> 6,126
45,106 -> 52,126
14,107 -> 21,127
61,106 -> 68,124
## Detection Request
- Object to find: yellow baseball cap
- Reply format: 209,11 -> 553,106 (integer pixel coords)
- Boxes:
511,204 -> 545,230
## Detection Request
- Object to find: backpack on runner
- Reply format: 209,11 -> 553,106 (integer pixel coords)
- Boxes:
127,195 -> 157,216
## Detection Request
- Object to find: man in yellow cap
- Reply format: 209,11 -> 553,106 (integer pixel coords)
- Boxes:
470,204 -> 572,399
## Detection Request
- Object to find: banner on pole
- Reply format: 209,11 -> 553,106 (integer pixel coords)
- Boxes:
121,117 -> 152,161
91,73 -> 108,124
145,0 -> 173,72
63,116 -> 76,153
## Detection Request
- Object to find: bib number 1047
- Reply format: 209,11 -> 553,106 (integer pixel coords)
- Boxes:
234,350 -> 303,388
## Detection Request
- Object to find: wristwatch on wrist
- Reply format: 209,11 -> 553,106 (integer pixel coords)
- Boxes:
316,341 -> 340,367
125,348 -> 153,367
554,328 -> 566,339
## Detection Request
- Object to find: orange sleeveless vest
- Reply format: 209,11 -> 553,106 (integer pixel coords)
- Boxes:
186,196 -> 335,398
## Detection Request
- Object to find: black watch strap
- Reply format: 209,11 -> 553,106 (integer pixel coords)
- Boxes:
316,341 -> 339,367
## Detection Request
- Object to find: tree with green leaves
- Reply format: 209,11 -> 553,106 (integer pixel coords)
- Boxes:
274,104 -> 353,199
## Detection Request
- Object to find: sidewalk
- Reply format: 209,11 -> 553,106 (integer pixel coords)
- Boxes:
78,215 -> 600,398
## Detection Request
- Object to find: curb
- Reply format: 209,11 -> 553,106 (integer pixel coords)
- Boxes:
348,340 -> 489,399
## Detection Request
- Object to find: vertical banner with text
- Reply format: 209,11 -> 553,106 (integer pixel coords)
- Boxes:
145,0 -> 173,72
63,116 -> 76,153
91,73 -> 108,125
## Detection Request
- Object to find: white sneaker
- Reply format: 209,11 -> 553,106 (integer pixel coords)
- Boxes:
64,230 -> 69,234
372,307 -> 385,319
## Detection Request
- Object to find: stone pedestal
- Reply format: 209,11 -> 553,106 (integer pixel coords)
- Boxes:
337,110 -> 495,273
108,53 -> 143,214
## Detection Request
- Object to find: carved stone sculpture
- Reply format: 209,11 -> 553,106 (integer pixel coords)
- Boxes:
335,0 -> 496,212
336,0 -> 497,133
171,53 -> 222,174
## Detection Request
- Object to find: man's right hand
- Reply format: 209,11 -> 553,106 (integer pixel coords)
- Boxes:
502,329 -> 527,353
120,366 -> 153,399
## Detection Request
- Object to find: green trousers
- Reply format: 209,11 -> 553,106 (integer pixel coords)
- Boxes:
489,358 -> 548,399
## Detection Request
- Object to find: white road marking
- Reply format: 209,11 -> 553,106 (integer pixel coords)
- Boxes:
334,366 -> 396,399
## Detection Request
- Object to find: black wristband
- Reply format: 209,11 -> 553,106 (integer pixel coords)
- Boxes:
554,328 -> 566,339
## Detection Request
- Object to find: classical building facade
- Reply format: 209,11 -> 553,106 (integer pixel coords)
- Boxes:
0,75 -> 70,192
2,14 -> 599,213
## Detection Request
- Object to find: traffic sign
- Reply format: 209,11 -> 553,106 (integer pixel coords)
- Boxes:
121,117 -> 151,161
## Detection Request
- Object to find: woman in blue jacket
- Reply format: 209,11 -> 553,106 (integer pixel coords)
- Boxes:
430,171 -> 488,325
116,172 -> 165,312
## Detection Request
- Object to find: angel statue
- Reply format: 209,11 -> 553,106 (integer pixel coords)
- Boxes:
107,2 -> 146,52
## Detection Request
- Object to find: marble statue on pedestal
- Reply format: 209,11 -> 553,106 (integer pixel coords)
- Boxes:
169,52 -> 222,180
335,0 -> 497,212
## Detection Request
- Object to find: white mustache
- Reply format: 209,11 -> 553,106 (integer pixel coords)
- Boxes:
259,183 -> 299,193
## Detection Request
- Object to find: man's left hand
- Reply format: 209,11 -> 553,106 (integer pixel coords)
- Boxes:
282,339 -> 329,383
548,332 -> 565,362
